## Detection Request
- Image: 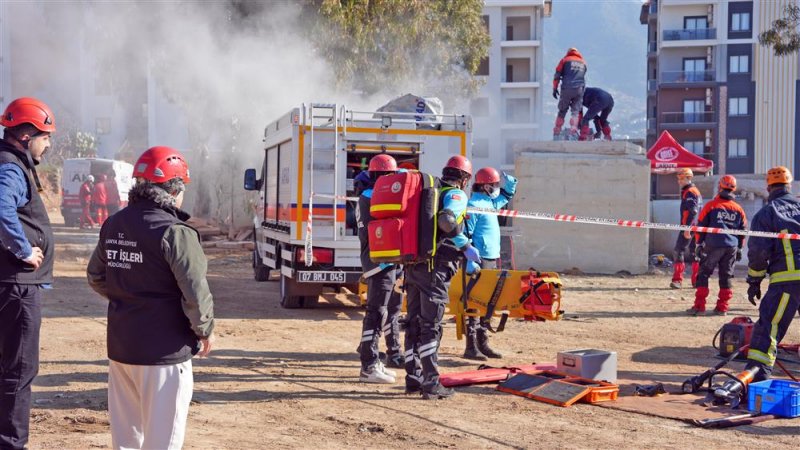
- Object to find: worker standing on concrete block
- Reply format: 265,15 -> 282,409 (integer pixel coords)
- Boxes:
689,175 -> 746,316
671,168 -> 702,289
355,155 -> 402,384
744,166 -> 800,382
87,146 -> 215,449
580,87 -> 614,141
463,167 -> 517,361
552,47 -> 587,141
0,97 -> 56,450
404,155 -> 480,400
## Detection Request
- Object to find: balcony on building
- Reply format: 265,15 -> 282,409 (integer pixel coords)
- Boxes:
501,15 -> 541,47
646,118 -> 657,134
659,69 -> 716,88
647,41 -> 657,58
500,58 -> 540,89
647,79 -> 657,95
660,111 -> 717,130
662,28 -> 716,41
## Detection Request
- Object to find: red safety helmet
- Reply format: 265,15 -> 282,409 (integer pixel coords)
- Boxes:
368,154 -> 397,172
445,155 -> 473,177
1,97 -> 56,133
133,146 -> 191,184
718,175 -> 737,191
475,167 -> 500,185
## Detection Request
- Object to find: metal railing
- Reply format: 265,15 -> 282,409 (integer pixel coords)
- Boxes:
661,111 -> 716,124
663,28 -> 716,40
661,70 -> 715,83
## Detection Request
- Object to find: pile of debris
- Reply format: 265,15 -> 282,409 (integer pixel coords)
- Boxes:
186,218 -> 254,251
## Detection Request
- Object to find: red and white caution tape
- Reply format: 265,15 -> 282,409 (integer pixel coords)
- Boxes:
313,193 -> 359,202
468,207 -> 800,241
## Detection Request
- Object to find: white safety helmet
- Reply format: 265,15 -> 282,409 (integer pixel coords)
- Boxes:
87,175 -> 95,182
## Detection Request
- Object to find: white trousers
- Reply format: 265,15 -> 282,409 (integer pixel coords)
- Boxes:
108,359 -> 194,450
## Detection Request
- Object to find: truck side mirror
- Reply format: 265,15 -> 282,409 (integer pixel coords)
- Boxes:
244,168 -> 259,191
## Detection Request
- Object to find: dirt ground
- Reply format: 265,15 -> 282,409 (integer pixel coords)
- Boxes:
28,222 -> 800,449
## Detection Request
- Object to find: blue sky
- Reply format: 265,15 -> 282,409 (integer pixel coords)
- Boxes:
544,0 -> 647,137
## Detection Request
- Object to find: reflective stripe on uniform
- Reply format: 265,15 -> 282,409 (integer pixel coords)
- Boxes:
748,268 -> 767,277
748,292 -> 791,366
782,229 -> 795,271
768,270 -> 800,283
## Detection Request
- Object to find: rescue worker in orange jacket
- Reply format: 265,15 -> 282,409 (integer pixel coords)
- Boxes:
689,175 -> 747,315
552,48 -> 587,141
671,168 -> 702,289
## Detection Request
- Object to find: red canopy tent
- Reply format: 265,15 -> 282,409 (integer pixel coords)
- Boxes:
646,131 -> 714,174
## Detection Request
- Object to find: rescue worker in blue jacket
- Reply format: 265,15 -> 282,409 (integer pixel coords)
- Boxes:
552,47 -> 587,141
404,155 -> 481,400
462,167 -> 517,360
745,166 -> 800,381
689,175 -> 746,316
579,87 -> 614,141
355,155 -> 403,384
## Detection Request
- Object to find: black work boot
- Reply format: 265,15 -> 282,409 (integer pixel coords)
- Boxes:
422,383 -> 455,400
477,329 -> 503,359
384,352 -> 404,369
463,331 -> 487,361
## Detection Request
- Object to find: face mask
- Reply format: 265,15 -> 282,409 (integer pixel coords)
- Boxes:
488,187 -> 500,199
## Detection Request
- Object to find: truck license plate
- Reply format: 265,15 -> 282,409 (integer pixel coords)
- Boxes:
296,271 -> 346,283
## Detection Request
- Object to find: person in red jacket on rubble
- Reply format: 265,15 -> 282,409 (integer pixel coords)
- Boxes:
552,47 -> 587,141
671,168 -> 703,289
79,175 -> 96,229
92,173 -> 108,224
688,175 -> 747,316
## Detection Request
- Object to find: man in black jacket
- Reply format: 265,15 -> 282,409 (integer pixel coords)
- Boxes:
87,146 -> 215,449
0,97 -> 56,450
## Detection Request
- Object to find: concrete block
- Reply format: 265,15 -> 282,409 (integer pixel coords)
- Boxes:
512,141 -> 650,274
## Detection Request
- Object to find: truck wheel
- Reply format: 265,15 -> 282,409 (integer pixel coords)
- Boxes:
279,274 -> 303,308
301,295 -> 319,309
252,245 -> 270,282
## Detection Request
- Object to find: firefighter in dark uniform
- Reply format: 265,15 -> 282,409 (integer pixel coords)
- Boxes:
404,155 -> 481,399
552,47 -> 587,141
0,97 -> 56,450
745,166 -> 800,381
689,175 -> 746,316
355,154 -> 403,384
671,168 -> 702,289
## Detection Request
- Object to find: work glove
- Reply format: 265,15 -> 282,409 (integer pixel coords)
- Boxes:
463,244 -> 482,264
465,260 -> 481,275
552,88 -> 560,100
746,276 -> 763,306
502,172 -> 517,185
379,262 -> 394,271
694,243 -> 706,260
736,248 -> 743,262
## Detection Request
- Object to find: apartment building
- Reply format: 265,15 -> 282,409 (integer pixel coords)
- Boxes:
642,0 -> 800,196
470,0 -> 551,172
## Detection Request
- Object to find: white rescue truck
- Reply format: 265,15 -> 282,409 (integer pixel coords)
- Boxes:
244,103 -> 472,308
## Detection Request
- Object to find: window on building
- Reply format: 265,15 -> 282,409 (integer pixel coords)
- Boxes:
506,98 -> 531,123
683,58 -> 707,81
476,57 -> 489,76
473,138 -> 489,158
684,16 -> 708,30
731,12 -> 751,31
729,97 -> 748,116
96,118 -> 111,135
482,15 -> 489,32
470,97 -> 489,117
683,99 -> 705,123
728,138 -> 748,158
730,54 -> 749,73
683,140 -> 705,155
505,58 -> 531,82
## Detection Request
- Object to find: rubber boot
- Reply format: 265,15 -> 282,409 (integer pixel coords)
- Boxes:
691,262 -> 700,288
602,125 -> 612,141
671,262 -> 685,288
687,287 -> 708,315
553,117 -> 565,141
463,320 -> 487,361
579,124 -> 591,141
477,329 -> 503,359
715,288 -> 733,315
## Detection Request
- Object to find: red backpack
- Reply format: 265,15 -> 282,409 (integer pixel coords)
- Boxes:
368,171 -> 440,263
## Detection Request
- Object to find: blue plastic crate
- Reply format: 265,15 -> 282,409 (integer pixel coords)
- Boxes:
747,379 -> 800,418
